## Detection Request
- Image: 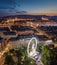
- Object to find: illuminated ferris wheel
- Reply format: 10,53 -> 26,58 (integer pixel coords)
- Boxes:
27,37 -> 44,65
27,37 -> 41,62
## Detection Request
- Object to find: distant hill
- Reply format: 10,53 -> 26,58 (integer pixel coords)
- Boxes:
42,15 -> 57,21
0,15 -> 57,21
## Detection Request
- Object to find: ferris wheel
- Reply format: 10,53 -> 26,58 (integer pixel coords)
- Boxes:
27,37 -> 43,65
27,37 -> 40,61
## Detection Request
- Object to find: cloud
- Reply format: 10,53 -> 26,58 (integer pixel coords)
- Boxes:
0,9 -> 27,17
0,0 -> 18,9
16,11 -> 27,14
0,0 -> 27,16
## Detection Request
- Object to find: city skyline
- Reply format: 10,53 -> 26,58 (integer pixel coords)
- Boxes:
0,0 -> 57,16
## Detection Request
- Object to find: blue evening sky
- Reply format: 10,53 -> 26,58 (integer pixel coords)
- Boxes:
0,0 -> 57,16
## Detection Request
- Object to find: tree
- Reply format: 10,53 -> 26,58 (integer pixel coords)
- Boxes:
41,46 -> 54,65
4,52 -> 15,65
4,47 -> 37,65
